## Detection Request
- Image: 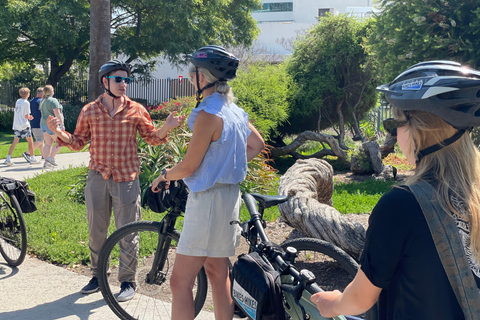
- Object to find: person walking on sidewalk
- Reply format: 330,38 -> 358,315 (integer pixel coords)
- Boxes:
40,85 -> 63,169
22,87 -> 44,163
47,60 -> 185,302
3,87 -> 38,166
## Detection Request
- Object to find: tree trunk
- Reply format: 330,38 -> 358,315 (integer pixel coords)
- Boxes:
362,141 -> 384,175
88,0 -> 111,102
46,56 -> 74,87
380,133 -> 397,159
277,158 -> 366,259
270,131 -> 349,164
336,99 -> 348,150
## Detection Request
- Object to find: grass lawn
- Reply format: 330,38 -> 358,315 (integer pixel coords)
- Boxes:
22,162 -> 399,266
0,131 -> 86,159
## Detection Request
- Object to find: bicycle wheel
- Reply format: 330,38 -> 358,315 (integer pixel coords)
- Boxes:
98,220 -> 208,320
0,191 -> 27,267
281,238 -> 360,320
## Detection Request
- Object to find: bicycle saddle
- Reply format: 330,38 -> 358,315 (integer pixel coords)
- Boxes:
250,193 -> 288,209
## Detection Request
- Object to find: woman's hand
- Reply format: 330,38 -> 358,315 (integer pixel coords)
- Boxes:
310,290 -> 342,318
165,111 -> 186,130
151,171 -> 170,192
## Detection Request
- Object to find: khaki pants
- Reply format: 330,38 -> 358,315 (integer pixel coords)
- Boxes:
85,170 -> 141,282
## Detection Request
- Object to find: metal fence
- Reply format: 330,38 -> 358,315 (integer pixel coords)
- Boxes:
370,105 -> 392,132
0,78 -> 195,108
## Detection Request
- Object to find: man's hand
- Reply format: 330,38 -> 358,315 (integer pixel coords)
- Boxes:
47,115 -> 62,134
164,111 -> 186,130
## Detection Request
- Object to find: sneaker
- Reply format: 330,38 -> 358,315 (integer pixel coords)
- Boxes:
43,161 -> 54,169
46,157 -> 58,166
3,160 -> 13,166
22,152 -> 30,162
26,156 -> 38,164
117,282 -> 136,302
80,277 -> 99,294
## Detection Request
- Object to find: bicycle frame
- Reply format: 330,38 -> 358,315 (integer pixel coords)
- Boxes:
241,193 -> 361,320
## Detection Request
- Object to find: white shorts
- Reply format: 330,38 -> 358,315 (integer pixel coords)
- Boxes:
177,183 -> 242,257
32,128 -> 44,142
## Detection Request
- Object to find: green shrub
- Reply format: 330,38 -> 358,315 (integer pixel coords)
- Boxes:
0,109 -> 14,131
231,62 -> 291,143
62,104 -> 83,132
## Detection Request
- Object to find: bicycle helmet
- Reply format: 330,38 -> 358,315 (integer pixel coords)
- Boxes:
190,45 -> 239,81
376,60 -> 480,130
147,180 -> 189,213
98,60 -> 131,99
189,46 -> 239,107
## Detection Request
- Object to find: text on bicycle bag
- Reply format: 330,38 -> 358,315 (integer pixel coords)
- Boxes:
231,251 -> 286,320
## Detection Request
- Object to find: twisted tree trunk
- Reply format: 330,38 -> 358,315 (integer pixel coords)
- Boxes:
278,158 -> 366,259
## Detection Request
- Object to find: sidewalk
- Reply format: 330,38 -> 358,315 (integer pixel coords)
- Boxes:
0,152 -> 215,320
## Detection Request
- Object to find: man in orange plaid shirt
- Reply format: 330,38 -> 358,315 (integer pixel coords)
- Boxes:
47,60 -> 185,301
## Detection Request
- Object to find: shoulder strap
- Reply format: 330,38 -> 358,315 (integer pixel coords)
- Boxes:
408,180 -> 480,320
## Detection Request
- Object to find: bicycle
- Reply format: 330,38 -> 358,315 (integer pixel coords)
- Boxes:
0,181 -> 27,267
98,183 -> 362,320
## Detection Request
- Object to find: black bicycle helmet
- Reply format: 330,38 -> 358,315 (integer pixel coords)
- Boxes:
190,45 -> 239,81
98,59 -> 131,86
147,180 -> 189,213
377,60 -> 480,130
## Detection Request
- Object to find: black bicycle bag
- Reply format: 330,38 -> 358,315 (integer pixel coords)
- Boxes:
0,177 -> 37,213
231,251 -> 286,320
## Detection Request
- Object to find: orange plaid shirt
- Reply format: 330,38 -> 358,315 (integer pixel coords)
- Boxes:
58,95 -> 167,182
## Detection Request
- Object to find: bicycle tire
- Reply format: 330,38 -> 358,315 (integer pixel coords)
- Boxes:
98,220 -> 208,320
0,191 -> 27,266
281,238 -> 360,320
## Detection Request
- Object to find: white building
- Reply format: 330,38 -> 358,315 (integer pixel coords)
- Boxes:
143,0 -> 376,103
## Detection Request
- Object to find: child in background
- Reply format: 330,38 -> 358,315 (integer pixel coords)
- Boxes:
3,87 -> 37,166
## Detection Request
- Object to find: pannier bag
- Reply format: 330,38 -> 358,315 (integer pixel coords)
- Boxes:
231,251 -> 286,320
0,177 -> 37,213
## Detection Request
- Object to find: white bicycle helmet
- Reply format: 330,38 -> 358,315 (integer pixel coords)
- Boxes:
377,60 -> 480,130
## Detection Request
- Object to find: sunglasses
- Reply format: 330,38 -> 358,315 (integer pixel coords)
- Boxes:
383,118 -> 408,136
106,76 -> 132,84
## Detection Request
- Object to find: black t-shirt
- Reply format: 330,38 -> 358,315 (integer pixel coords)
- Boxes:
360,186 -> 465,319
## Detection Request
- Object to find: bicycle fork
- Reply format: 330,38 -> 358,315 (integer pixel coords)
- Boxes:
145,220 -> 175,286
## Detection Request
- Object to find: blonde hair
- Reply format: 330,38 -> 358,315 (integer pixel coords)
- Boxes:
189,65 -> 235,103
19,87 -> 30,99
42,85 -> 54,98
40,85 -> 54,112
36,87 -> 44,95
394,108 -> 480,260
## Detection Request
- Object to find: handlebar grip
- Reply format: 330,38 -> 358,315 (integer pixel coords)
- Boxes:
243,193 -> 260,220
307,282 -> 324,294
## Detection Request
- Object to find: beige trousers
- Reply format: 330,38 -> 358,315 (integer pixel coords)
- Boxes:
85,170 -> 141,282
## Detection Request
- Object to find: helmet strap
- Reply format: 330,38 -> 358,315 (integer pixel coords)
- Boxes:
416,129 -> 467,165
194,69 -> 217,108
103,75 -> 123,100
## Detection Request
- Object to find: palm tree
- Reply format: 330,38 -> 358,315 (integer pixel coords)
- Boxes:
88,0 -> 111,102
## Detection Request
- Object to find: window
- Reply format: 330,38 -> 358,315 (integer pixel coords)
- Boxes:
254,2 -> 293,13
318,8 -> 334,18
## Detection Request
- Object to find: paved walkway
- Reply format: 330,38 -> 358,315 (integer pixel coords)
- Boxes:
0,152 -> 215,320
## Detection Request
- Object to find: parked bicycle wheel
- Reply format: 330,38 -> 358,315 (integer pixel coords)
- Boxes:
97,220 -> 208,320
0,191 -> 27,267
